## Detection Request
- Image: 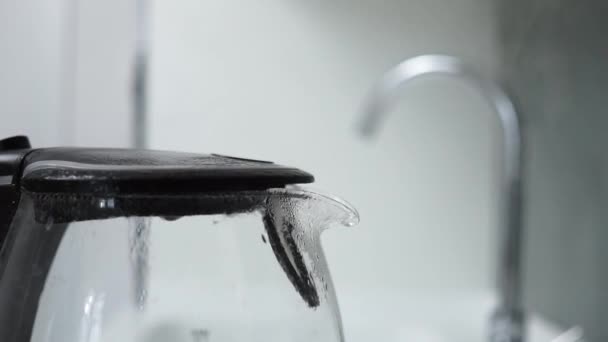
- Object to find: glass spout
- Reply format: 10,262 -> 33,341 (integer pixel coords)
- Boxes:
263,188 -> 359,305
267,187 -> 360,231
263,188 -> 359,342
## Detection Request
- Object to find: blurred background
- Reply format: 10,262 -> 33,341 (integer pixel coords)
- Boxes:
1,0 -> 606,341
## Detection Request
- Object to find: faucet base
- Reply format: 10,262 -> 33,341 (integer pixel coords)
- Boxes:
489,308 -> 525,342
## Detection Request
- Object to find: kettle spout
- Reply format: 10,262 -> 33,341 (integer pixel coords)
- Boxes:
261,188 -> 359,308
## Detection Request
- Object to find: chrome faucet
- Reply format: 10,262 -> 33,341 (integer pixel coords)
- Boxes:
359,55 -> 525,342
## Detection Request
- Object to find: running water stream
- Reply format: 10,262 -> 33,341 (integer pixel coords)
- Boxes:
128,216 -> 152,310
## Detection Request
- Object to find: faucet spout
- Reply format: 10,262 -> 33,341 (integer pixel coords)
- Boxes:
360,55 -> 525,342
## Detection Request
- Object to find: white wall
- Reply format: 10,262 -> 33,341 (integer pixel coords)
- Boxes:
0,1 -> 65,145
67,0 -> 135,147
0,0 -> 133,147
150,0 -> 501,293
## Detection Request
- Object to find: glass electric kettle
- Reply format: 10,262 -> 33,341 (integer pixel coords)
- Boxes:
0,136 -> 359,342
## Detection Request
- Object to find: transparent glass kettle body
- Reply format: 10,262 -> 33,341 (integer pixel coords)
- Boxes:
0,188 -> 358,342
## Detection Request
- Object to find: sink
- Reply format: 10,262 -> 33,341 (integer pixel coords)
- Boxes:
339,289 -> 578,342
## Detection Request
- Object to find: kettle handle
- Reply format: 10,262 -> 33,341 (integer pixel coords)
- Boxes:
0,136 -> 33,252
0,187 -> 20,254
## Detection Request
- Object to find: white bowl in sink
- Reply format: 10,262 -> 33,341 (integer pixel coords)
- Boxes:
339,289 -> 582,342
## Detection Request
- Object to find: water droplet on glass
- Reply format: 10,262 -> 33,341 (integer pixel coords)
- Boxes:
44,218 -> 54,231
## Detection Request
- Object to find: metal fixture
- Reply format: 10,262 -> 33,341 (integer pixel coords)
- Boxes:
359,54 -> 525,342
133,0 -> 149,148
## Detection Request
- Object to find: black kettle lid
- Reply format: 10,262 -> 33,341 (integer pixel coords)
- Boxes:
21,148 -> 314,194
0,136 -> 313,195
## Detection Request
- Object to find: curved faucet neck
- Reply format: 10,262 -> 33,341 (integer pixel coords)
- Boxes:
360,54 -> 525,341
361,55 -> 522,182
